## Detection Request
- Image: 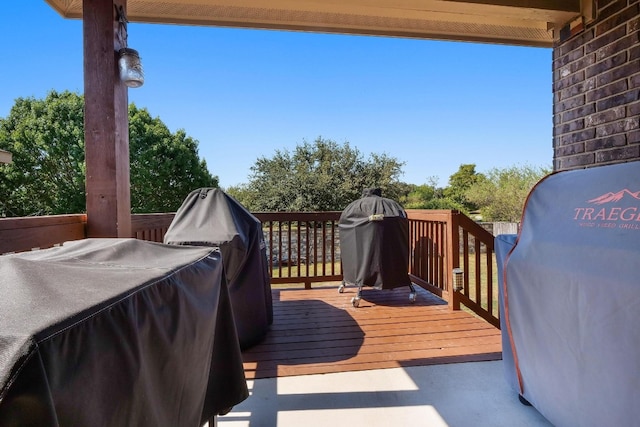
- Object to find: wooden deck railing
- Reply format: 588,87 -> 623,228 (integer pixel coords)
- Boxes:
129,211 -> 344,289
455,214 -> 499,327
405,210 -> 499,327
0,214 -> 87,254
0,209 -> 500,327
407,210 -> 451,298
131,213 -> 174,241
254,212 -> 343,288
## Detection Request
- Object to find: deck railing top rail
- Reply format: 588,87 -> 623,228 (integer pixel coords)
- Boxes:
0,214 -> 86,254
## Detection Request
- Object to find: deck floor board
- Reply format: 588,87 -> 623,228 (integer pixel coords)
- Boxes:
242,285 -> 502,379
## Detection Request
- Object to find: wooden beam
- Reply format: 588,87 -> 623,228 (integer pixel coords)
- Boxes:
447,0 -> 579,12
83,0 -> 132,238
47,0 -> 577,47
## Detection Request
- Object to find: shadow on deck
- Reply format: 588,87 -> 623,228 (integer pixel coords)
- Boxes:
242,284 -> 502,380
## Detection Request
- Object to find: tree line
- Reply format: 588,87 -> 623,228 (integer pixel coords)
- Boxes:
227,138 -> 549,222
0,91 -> 549,222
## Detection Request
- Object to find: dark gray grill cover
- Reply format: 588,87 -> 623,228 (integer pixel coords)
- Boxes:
339,188 -> 411,289
497,161 -> 640,427
0,238 -> 248,427
164,188 -> 273,349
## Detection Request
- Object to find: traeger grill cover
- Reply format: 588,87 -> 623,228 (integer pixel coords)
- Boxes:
164,188 -> 273,349
497,161 -> 640,427
339,188 -> 411,289
0,238 -> 248,427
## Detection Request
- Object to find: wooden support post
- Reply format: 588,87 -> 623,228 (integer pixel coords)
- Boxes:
83,0 -> 131,238
448,210 -> 461,311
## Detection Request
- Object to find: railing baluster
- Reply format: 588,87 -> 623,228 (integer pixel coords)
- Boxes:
321,221 -> 327,277
475,237 -> 481,306
287,221 -> 293,278
462,230 -> 470,294
430,221 -> 436,286
438,221 -> 443,288
304,222 -> 311,288
313,221 -> 319,278
278,221 -> 284,276
486,246 -> 494,316
268,221 -> 274,278
331,221 -> 342,276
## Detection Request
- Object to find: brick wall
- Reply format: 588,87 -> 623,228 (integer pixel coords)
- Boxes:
553,0 -> 639,171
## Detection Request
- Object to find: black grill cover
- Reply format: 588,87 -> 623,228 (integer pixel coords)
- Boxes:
0,238 -> 248,427
164,188 -> 273,349
339,188 -> 411,289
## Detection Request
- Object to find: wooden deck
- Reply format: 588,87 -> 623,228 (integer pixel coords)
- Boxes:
242,284 -> 502,379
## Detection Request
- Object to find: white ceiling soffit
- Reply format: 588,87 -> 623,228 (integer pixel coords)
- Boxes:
45,0 -> 582,47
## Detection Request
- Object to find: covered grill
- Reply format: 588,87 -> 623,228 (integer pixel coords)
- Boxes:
164,188 -> 273,349
0,239 -> 248,426
338,188 -> 415,307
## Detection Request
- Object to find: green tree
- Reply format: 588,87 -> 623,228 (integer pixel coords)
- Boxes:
443,164 -> 485,212
392,181 -> 417,207
233,137 -> 405,211
225,183 -> 257,209
0,91 -> 85,216
0,90 -> 217,217
128,105 -> 218,213
465,164 -> 550,222
403,177 -> 466,211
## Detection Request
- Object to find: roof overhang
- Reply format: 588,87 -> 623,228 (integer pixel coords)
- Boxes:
45,0 -> 585,48
0,149 -> 12,164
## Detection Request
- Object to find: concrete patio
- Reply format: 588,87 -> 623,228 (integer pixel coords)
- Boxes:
217,360 -> 552,427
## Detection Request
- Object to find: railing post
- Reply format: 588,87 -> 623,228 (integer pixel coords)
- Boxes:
448,211 -> 461,311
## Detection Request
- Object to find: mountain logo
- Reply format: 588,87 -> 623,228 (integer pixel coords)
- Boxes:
574,189 -> 640,230
587,189 -> 640,205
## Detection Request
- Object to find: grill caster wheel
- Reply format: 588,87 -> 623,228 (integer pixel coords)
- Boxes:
409,292 -> 416,303
338,282 -> 345,293
351,296 -> 361,307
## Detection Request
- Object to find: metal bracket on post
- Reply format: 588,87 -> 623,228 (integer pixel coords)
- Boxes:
115,4 -> 128,48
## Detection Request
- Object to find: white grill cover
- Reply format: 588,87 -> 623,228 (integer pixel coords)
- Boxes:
498,161 -> 640,427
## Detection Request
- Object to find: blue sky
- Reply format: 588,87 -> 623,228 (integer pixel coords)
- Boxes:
1,1 -> 553,188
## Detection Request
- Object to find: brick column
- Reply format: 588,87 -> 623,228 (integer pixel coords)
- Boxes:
553,0 -> 639,171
